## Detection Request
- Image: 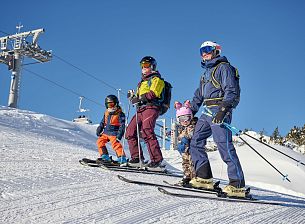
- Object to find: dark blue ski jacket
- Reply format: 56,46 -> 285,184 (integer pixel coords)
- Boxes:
190,56 -> 240,114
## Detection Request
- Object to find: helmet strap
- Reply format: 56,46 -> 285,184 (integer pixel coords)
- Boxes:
213,49 -> 220,58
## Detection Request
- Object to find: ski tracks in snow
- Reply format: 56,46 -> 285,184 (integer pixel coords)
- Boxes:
1,117 -> 305,223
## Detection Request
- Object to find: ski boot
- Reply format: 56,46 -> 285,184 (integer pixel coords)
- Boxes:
145,160 -> 166,172
97,154 -> 112,164
222,185 -> 247,198
128,158 -> 146,168
116,156 -> 128,165
189,177 -> 215,190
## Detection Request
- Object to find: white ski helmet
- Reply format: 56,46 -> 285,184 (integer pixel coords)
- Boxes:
200,41 -> 222,56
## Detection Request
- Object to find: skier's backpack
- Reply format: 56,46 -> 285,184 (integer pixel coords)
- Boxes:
148,76 -> 172,115
211,62 -> 240,108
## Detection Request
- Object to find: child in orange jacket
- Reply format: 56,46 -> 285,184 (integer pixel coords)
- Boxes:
96,95 -> 127,164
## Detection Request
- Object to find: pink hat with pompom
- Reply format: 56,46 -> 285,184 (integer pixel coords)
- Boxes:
174,101 -> 193,118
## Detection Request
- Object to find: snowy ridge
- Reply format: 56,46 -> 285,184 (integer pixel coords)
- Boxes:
1,106 -> 305,223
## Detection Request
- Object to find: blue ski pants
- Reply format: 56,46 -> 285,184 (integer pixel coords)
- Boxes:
189,112 -> 245,188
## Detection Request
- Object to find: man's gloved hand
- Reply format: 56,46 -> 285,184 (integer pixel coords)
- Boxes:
96,125 -> 103,136
212,106 -> 230,124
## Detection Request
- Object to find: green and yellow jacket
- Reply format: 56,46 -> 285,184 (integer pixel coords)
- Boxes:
136,72 -> 165,108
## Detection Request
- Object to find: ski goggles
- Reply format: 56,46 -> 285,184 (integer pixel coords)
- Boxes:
106,102 -> 116,108
178,115 -> 192,123
200,46 -> 215,55
140,61 -> 152,68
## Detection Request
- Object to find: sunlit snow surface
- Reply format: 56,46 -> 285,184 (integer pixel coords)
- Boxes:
1,106 -> 305,223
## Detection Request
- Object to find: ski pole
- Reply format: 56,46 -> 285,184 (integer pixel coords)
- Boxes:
120,101 -> 131,164
243,132 -> 305,167
222,123 -> 291,182
223,123 -> 291,182
203,106 -> 291,182
223,123 -> 305,167
134,103 -> 143,168
239,135 -> 291,182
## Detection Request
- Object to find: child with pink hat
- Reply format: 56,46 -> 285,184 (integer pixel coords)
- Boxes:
174,100 -> 198,186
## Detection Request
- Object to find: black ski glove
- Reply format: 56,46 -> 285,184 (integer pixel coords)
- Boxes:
139,94 -> 148,104
131,97 -> 141,105
212,106 -> 230,124
96,125 -> 103,136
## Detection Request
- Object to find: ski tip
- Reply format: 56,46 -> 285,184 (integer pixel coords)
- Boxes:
117,174 -> 124,180
157,187 -> 167,194
79,159 -> 88,166
163,180 -> 170,185
117,175 -> 130,182
79,158 -> 87,163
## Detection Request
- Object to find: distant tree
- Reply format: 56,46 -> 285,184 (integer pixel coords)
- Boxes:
278,136 -> 284,146
286,125 -> 305,146
301,124 -> 305,145
243,128 -> 252,133
259,128 -> 266,142
271,126 -> 281,144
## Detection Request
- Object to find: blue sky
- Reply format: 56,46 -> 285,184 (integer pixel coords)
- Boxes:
1,0 -> 304,136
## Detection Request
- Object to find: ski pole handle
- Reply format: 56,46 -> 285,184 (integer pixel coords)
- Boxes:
127,89 -> 135,99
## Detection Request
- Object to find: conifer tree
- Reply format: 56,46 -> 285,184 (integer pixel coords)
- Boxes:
271,127 -> 281,144
286,125 -> 305,146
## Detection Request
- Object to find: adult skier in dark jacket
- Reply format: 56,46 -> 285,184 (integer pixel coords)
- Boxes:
188,41 -> 246,198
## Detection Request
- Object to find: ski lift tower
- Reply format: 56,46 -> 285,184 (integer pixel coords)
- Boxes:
0,24 -> 52,108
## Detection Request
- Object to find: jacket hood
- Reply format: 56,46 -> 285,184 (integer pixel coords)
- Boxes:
201,56 -> 228,69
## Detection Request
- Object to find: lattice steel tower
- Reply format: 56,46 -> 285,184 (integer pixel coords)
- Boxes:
0,24 -> 52,108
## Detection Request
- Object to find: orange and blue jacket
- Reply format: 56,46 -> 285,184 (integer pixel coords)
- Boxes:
99,107 -> 125,139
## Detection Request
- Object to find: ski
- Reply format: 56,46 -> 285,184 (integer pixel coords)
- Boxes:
157,187 -> 285,206
117,175 -> 285,206
102,165 -> 183,177
163,180 -> 254,201
80,158 -> 98,164
79,159 -> 183,177
79,157 -> 121,167
117,175 -> 219,195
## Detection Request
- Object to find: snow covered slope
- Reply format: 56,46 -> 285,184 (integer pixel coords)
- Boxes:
1,106 -> 305,224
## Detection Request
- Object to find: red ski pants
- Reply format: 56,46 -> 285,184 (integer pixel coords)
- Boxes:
126,107 -> 163,163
